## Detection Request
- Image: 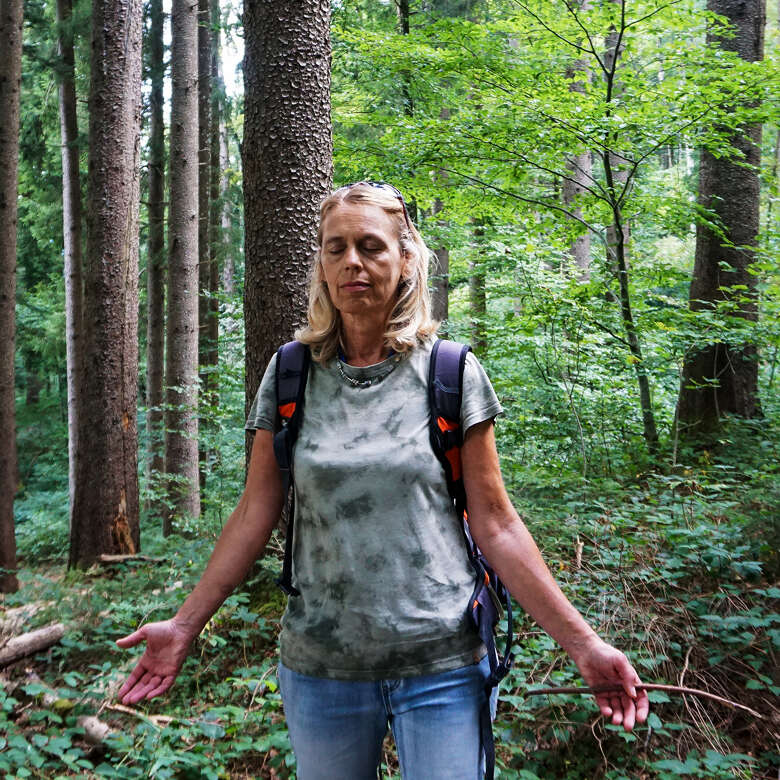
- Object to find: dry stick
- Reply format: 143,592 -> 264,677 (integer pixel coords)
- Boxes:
525,683 -> 763,720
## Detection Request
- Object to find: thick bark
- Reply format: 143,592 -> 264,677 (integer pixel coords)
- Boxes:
677,0 -> 766,437
164,0 -> 201,532
197,0 -> 212,492
243,0 -> 332,446
146,0 -> 166,518
56,0 -> 84,523
70,0 -> 142,567
0,0 -> 23,593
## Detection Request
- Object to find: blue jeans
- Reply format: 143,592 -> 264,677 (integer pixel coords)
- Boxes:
278,655 -> 497,780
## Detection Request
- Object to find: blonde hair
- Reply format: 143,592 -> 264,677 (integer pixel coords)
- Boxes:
295,183 -> 439,364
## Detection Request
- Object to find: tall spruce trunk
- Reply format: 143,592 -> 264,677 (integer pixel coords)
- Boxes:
70,0 -> 142,567
146,0 -> 166,520
56,0 -> 84,523
164,0 -> 201,533
677,0 -> 766,438
243,0 -> 332,455
197,0 -> 212,493
0,0 -> 23,593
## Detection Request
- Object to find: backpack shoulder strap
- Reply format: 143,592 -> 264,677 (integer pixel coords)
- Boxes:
272,340 -> 310,597
428,338 -> 470,517
429,338 -> 513,780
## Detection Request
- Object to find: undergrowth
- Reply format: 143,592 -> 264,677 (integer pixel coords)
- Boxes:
1,414 -> 778,778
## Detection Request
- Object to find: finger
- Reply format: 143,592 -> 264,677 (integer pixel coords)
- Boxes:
594,693 -> 613,719
145,675 -> 175,700
117,663 -> 147,699
635,690 -> 650,725
122,671 -> 158,705
613,654 -> 639,700
621,692 -> 637,732
116,627 -> 147,649
609,693 -> 623,725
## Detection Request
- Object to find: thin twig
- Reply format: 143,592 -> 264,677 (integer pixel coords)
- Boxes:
525,683 -> 763,719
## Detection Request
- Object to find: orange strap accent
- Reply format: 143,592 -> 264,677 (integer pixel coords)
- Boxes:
278,401 -> 296,419
437,416 -> 459,433
445,447 -> 461,482
473,599 -> 479,610
484,571 -> 490,585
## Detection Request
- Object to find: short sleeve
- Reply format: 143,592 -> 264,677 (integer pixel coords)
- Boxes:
244,352 -> 278,431
460,351 -> 502,435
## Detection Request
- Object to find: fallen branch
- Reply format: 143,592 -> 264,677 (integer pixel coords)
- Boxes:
0,623 -> 65,668
525,683 -> 763,719
98,554 -> 165,564
104,702 -> 174,729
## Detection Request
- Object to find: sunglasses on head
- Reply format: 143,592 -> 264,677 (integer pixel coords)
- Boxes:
334,181 -> 412,231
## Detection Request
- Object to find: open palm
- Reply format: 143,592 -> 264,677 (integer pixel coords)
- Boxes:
116,619 -> 194,704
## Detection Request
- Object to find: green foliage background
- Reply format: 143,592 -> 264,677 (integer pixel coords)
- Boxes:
6,0 -> 780,777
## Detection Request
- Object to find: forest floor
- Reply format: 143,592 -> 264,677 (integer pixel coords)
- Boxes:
2,416 -> 779,779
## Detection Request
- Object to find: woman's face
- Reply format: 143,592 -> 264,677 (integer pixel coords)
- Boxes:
319,202 -> 410,323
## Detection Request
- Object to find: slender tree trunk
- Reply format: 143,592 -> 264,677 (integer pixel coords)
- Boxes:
197,0 -> 212,493
677,0 -> 766,438
431,196 -> 450,327
602,5 -> 658,455
243,0 -> 332,457
57,0 -> 84,522
70,0 -> 142,567
164,0 -> 201,533
205,0 -> 221,470
146,0 -> 166,518
219,118 -> 234,296
0,0 -> 23,594
469,223 -> 488,357
563,1 -> 592,278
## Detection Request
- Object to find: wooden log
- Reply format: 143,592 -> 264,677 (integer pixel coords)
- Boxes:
0,623 -> 65,667
98,554 -> 165,564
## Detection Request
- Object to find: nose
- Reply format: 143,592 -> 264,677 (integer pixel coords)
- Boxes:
343,243 -> 362,269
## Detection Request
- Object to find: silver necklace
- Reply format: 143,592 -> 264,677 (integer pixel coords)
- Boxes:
336,355 -> 400,389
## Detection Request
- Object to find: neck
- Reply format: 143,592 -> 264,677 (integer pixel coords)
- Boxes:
340,313 -> 388,366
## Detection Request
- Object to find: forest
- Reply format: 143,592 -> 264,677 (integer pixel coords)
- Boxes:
0,0 -> 778,777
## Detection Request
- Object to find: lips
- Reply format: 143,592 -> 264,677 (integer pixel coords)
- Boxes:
342,281 -> 370,290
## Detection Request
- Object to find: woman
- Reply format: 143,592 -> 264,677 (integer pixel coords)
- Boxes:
118,182 -> 649,779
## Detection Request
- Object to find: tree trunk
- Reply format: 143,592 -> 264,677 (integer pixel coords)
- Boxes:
146,0 -> 166,520
563,1 -> 592,278
243,0 -> 333,453
677,0 -> 766,438
219,118 -> 234,295
164,0 -> 201,533
469,224 -> 488,357
431,196 -> 450,327
57,0 -> 84,522
0,0 -> 23,593
69,0 -> 142,568
197,0 -> 212,494
602,5 -> 658,455
205,0 -> 221,472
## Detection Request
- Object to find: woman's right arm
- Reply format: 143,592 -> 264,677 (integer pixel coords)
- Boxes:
116,429 -> 284,704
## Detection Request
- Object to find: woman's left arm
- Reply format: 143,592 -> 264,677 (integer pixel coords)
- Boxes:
461,420 -> 649,731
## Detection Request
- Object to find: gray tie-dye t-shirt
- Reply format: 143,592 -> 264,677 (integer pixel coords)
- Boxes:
245,339 -> 502,680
